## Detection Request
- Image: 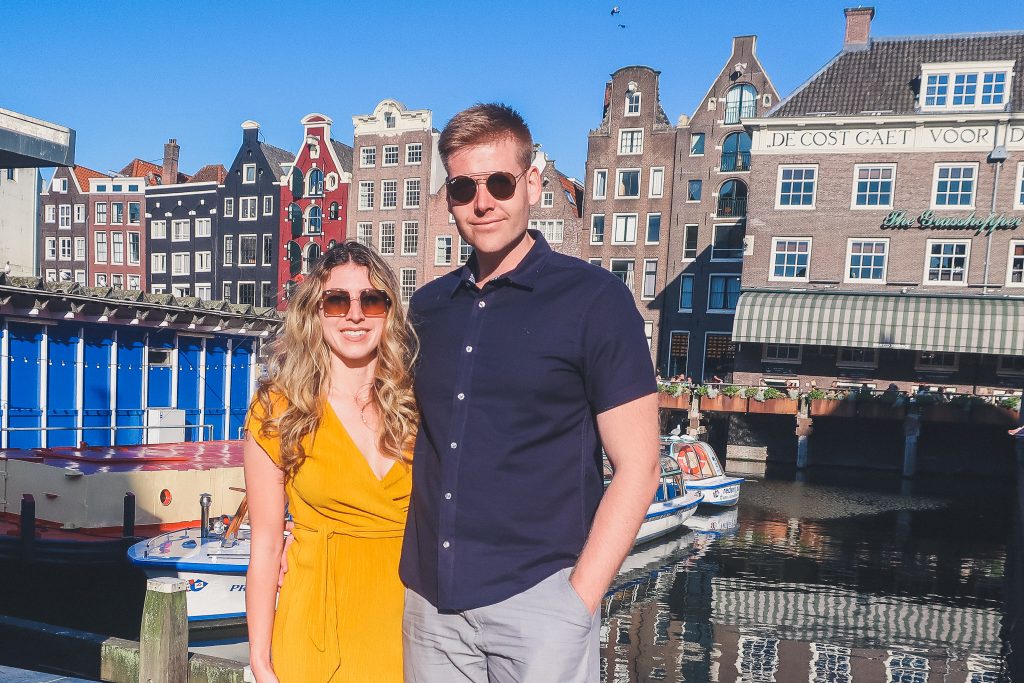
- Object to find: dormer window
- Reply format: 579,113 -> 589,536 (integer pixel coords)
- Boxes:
625,90 -> 641,116
307,168 -> 324,197
921,61 -> 1012,111
384,112 -> 396,128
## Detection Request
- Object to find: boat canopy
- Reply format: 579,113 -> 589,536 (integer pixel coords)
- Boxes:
662,440 -> 725,481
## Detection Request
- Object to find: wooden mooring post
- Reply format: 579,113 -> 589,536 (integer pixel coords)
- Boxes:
139,577 -> 189,683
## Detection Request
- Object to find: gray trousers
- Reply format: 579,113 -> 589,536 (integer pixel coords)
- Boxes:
402,567 -> 600,682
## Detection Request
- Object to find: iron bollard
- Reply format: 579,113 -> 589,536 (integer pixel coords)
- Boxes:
20,494 -> 35,562
123,492 -> 136,538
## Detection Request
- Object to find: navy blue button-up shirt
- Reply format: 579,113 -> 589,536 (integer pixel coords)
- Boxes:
399,232 -> 656,611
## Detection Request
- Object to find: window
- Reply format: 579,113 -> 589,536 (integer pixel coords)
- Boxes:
196,251 -> 211,272
667,332 -> 689,377
712,225 -> 744,261
263,195 -> 273,216
625,91 -> 641,116
406,143 -> 423,164
404,178 -> 421,208
1017,163 -> 1024,210
529,219 -> 563,243
777,165 -> 817,208
127,275 -> 140,291
610,259 -> 635,291
400,269 -> 416,303
171,220 -> 190,242
921,62 -> 1012,110
724,84 -> 757,124
111,274 -> 124,290
771,238 -> 811,280
641,259 -> 657,299
223,235 -> 234,265
128,202 -> 140,224
360,146 -> 376,167
173,284 -> 190,297
708,275 -> 741,312
720,131 -> 752,172
151,253 -> 166,273
111,202 -> 124,224
541,191 -> 554,208
593,169 -> 607,199
982,70 -> 1008,104
1008,241 -> 1024,285
307,169 -> 324,197
307,205 -> 322,234
847,239 -> 888,281
838,348 -> 878,368
998,356 -> 1024,375
261,282 -> 274,308
6,168 -> 15,182
328,201 -> 339,220
95,202 -> 107,224
590,215 -> 605,244
588,258 -> 601,267
383,145 -> 399,166
127,232 -> 140,265
926,239 -> 969,283
45,205 -> 56,223
111,232 -> 124,264
222,282 -> 232,302
357,222 -> 373,247
58,177 -> 68,192
435,236 -> 453,265
192,218 -> 210,238
689,133 -> 705,156
151,220 -> 167,239
459,237 -> 472,264
402,221 -> 419,255
262,234 -> 273,266
618,129 -> 643,155
853,164 -> 896,208
74,270 -> 85,284
172,252 -> 190,276
303,243 -> 321,274
240,196 -> 257,221
924,73 -> 949,107
74,237 -> 85,261
616,169 -> 640,198
243,163 -> 256,183
649,168 -> 664,198
45,237 -> 57,260
59,204 -> 71,228
359,181 -> 374,210
196,283 -> 212,301
762,344 -> 801,363
717,179 -> 747,218
933,164 -> 976,207
916,351 -> 958,371
683,225 -> 698,260
379,222 -> 396,254
646,214 -> 661,244
678,275 -> 694,311
612,214 -> 638,244
239,235 -> 257,265
95,273 -> 107,287
74,204 -> 85,223
381,179 -> 398,209
238,282 -> 256,306
686,179 -> 702,202
224,197 -> 234,217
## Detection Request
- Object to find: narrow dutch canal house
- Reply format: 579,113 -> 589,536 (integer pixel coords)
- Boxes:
726,7 -> 1024,473
38,165 -> 108,286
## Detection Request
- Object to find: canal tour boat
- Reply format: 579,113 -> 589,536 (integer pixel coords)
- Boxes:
606,453 -> 704,546
660,435 -> 743,507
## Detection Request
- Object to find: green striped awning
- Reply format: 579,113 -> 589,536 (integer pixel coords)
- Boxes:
732,290 -> 1024,355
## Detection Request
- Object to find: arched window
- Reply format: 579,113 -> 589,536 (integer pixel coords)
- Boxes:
307,168 -> 324,197
285,280 -> 297,300
721,132 -> 752,172
307,205 -> 322,234
329,202 -> 339,220
724,84 -> 757,124
288,203 -> 302,238
716,180 -> 748,218
303,242 -> 322,274
287,241 -> 301,277
290,167 -> 303,199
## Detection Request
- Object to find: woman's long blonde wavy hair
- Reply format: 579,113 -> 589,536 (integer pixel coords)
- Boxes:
252,240 -> 419,482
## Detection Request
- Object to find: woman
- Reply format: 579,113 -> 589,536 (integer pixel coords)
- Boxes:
244,241 -> 418,682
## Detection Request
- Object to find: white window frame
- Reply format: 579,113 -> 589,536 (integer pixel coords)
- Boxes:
769,237 -> 812,282
406,143 -> 423,165
45,237 -> 57,261
45,205 -> 56,223
931,162 -> 978,210
358,181 -> 374,210
240,196 -> 258,221
529,219 -> 564,244
74,270 -> 86,284
242,163 -> 256,184
592,169 -> 608,200
590,214 -> 605,245
94,202 -> 107,225
648,167 -> 664,199
645,213 -> 661,245
615,168 -> 641,199
435,235 -> 453,266
73,203 -> 85,224
404,178 -> 421,209
151,253 -> 167,274
689,132 -> 705,156
357,222 -> 373,248
222,281 -> 232,302
237,281 -> 257,306
58,204 -> 71,228
94,232 -> 108,264
381,179 -> 398,209
850,163 -> 897,210
400,268 -> 416,303
263,195 -> 273,216
923,238 -> 971,286
222,235 -> 234,266
127,275 -> 140,291
611,213 -> 638,245
128,201 -> 141,225
195,283 -> 212,301
1015,162 -> 1024,210
678,274 -> 694,312
707,274 -> 741,314
195,218 -> 212,238
171,219 -> 190,242
682,224 -> 699,261
150,220 -> 167,239
617,128 -> 644,155
609,258 -> 635,292
111,273 -> 124,290
111,202 -> 124,224
127,232 -> 140,265
379,222 -> 396,255
238,234 -> 258,266
920,61 -> 1014,111
711,224 -> 744,262
95,273 -> 108,287
541,191 -> 554,208
74,236 -> 85,261
641,258 -> 658,300
761,344 -> 802,364
775,164 -> 818,210
171,252 -> 191,276
224,197 -> 234,217
844,238 -> 889,284
58,236 -> 72,261
195,251 -> 212,273
915,350 -> 959,372
624,91 -> 641,116
382,145 -> 399,167
401,221 -> 419,256
360,146 -> 376,168
1006,239 -> 1024,287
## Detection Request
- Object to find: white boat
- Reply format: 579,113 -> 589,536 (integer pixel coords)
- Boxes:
607,453 -> 704,546
660,435 -> 743,507
686,506 -> 740,537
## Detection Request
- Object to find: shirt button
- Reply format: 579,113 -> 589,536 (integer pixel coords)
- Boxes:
457,393 -> 465,400
444,492 -> 452,500
450,442 -> 457,449
442,540 -> 451,549
478,301 -> 486,308
465,345 -> 473,353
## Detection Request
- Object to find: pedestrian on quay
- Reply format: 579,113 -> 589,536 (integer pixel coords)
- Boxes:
400,103 -> 661,682
243,241 -> 418,682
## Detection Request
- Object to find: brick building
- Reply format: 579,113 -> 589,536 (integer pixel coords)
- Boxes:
583,66 -> 676,353
39,165 -> 108,285
662,36 -> 779,381
279,113 -> 352,308
732,7 -> 1024,395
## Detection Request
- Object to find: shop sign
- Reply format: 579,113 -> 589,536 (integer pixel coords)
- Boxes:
881,210 -> 1021,235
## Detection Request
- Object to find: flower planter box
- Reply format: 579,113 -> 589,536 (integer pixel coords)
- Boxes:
699,395 -> 748,413
658,393 -> 691,411
747,398 -> 799,415
856,402 -> 906,420
810,399 -> 857,418
919,404 -> 970,423
971,403 -> 1019,425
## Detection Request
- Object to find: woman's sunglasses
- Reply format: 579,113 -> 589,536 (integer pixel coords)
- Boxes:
446,169 -> 528,204
319,289 -> 391,317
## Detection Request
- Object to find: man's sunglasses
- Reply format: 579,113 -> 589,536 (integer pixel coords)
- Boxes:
446,169 -> 528,204
319,289 -> 391,317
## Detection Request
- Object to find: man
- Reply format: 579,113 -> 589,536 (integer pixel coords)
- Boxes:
401,103 -> 661,682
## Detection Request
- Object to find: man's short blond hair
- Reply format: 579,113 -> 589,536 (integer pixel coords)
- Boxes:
438,103 -> 534,171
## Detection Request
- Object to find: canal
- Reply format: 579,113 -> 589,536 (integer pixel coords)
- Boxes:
0,467 -> 1017,681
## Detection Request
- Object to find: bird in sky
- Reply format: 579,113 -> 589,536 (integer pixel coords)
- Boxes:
610,5 -> 620,15
618,23 -> 627,28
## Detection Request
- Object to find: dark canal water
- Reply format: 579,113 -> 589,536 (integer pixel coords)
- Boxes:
0,467 -> 1019,681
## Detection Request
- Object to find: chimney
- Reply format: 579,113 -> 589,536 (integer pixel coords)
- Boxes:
162,138 -> 179,185
843,6 -> 874,51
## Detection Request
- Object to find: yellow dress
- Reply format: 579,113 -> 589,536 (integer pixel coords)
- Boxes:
245,397 -> 410,683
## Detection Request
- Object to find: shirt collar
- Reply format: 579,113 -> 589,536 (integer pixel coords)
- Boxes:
450,230 -> 552,297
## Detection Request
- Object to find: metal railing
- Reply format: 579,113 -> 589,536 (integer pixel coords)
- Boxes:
1,422 -> 217,447
716,197 -> 747,218
720,152 -> 751,172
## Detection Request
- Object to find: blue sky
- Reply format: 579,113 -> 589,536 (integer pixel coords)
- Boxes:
4,1 -> 1023,180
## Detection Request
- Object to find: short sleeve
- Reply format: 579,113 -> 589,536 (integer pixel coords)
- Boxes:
244,394 -> 284,465
580,278 -> 657,414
